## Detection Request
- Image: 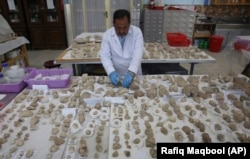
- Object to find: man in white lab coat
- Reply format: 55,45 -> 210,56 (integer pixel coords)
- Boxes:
100,9 -> 144,88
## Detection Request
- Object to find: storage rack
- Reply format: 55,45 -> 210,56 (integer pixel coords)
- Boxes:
0,37 -> 29,71
192,23 -> 216,45
141,9 -> 196,43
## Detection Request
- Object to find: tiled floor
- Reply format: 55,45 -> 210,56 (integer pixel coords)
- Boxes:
27,48 -> 247,76
27,49 -> 70,69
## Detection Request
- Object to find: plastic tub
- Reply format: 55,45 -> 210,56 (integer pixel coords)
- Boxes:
166,32 -> 187,43
5,50 -> 19,59
168,39 -> 191,47
209,35 -> 224,52
0,68 -> 35,93
234,40 -> 250,51
24,68 -> 72,88
7,65 -> 25,80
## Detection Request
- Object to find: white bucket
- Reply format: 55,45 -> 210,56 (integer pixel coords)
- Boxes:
5,49 -> 19,59
7,65 -> 25,80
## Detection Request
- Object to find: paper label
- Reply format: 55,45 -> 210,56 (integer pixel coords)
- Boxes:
104,97 -> 124,104
62,108 -> 77,117
0,94 -> 6,100
32,85 -> 48,92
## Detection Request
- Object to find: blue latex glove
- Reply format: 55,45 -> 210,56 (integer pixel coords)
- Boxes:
109,71 -> 120,85
122,72 -> 134,88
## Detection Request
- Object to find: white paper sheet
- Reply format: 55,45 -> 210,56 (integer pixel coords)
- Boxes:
46,0 -> 55,9
62,108 -> 77,116
0,94 -> 6,100
32,84 -> 49,92
104,97 -> 124,104
7,0 -> 16,10
84,98 -> 104,107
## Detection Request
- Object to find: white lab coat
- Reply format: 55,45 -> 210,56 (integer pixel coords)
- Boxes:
100,25 -> 144,76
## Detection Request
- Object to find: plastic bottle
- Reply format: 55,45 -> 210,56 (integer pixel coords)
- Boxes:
204,41 -> 208,49
1,62 -> 10,83
199,41 -> 204,49
0,73 -> 6,84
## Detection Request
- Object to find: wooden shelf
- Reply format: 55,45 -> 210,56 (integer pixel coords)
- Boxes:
6,45 -> 29,66
211,0 -> 247,5
0,37 -> 29,71
0,0 -> 67,50
194,33 -> 211,38
192,23 -> 216,44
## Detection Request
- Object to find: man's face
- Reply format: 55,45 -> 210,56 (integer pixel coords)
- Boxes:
113,17 -> 130,37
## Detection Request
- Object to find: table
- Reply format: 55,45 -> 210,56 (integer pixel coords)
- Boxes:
55,33 -> 216,76
56,49 -> 216,76
0,36 -> 30,69
0,74 -> 249,158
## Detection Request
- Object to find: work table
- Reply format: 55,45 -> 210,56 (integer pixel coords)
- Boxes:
0,74 -> 249,158
55,33 -> 216,76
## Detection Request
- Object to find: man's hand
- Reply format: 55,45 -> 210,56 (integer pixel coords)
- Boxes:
109,71 -> 120,85
122,71 -> 134,88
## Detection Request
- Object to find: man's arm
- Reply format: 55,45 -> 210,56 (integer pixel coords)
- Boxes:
128,28 -> 144,74
100,32 -> 115,75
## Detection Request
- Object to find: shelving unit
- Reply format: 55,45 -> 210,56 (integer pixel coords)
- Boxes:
142,9 -> 164,42
210,0 -> 250,5
0,0 -> 29,41
0,37 -> 29,71
22,0 -> 67,49
192,23 -> 216,45
244,0 -> 250,4
0,0 -> 67,49
141,9 -> 196,43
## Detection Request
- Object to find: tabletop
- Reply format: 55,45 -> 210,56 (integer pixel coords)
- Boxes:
56,50 -> 216,65
0,74 -> 249,159
55,32 -> 216,65
55,45 -> 216,65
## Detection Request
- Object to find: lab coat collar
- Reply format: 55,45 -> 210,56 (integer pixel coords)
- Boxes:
111,25 -> 132,37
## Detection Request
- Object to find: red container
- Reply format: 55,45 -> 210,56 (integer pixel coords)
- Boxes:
166,32 -> 187,43
209,35 -> 224,52
234,42 -> 245,50
234,41 -> 250,51
153,6 -> 164,10
168,7 -> 182,10
168,39 -> 191,47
